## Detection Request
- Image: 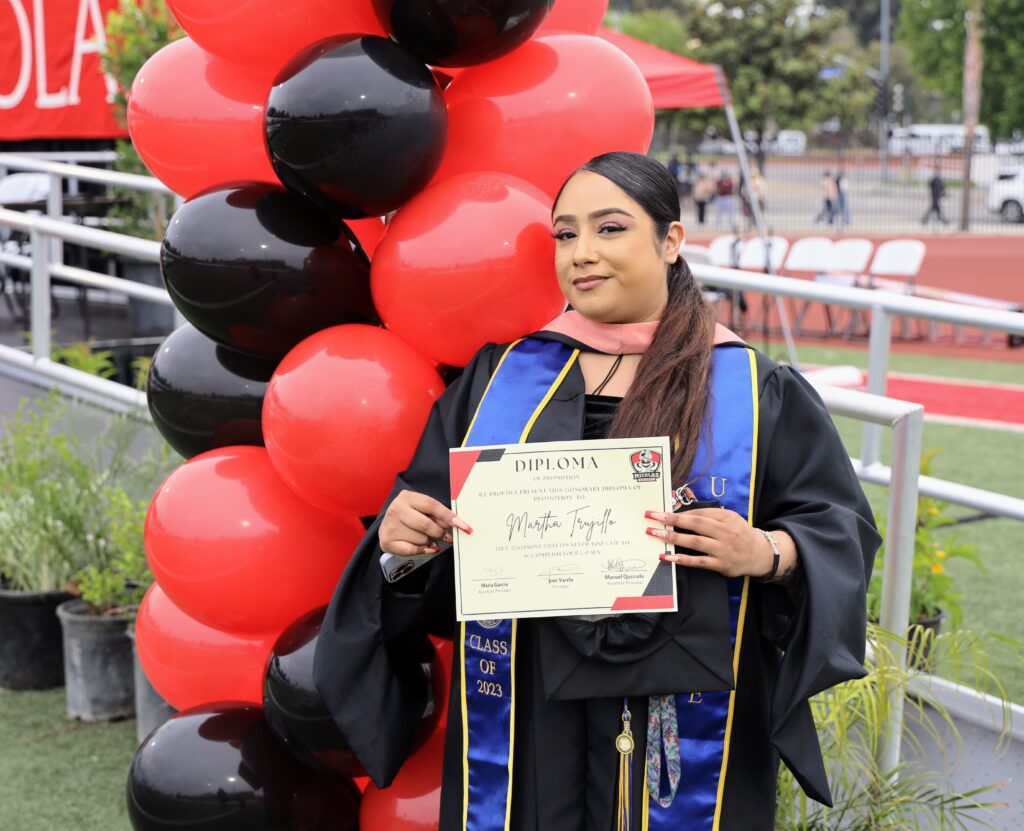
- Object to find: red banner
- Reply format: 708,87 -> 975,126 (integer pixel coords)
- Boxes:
0,0 -> 128,140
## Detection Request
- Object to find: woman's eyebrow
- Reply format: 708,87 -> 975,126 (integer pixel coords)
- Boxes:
551,207 -> 635,224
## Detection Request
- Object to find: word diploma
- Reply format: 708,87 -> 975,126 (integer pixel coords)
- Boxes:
450,436 -> 676,621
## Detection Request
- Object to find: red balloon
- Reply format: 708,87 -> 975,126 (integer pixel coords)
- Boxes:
431,34 -> 654,199
359,730 -> 444,831
348,217 -> 387,259
166,0 -> 385,71
537,0 -> 609,34
145,446 -> 365,633
263,325 -> 445,516
135,585 -> 276,710
128,38 -> 277,197
428,636 -> 453,727
371,173 -> 566,367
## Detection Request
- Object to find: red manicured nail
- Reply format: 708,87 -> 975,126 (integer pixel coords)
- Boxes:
452,515 -> 473,534
646,527 -> 667,538
659,553 -> 674,562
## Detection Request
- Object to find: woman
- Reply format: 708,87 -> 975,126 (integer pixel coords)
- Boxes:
314,152 -> 878,830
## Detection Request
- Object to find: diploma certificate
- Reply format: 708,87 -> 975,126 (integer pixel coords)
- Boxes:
450,436 -> 676,621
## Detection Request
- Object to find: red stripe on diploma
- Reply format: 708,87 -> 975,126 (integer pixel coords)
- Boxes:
449,450 -> 482,501
610,595 -> 675,612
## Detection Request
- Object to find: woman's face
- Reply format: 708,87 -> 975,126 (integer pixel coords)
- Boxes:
551,171 -> 683,324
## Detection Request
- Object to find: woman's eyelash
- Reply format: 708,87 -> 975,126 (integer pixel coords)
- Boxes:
550,224 -> 626,240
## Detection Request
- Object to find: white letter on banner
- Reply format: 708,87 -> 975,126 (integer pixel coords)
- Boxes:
68,0 -> 110,105
33,0 -> 70,108
0,0 -> 32,109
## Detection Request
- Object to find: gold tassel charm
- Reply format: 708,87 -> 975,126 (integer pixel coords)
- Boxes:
616,698 -> 634,831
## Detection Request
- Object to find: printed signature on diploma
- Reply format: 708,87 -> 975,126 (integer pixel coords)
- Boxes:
602,557 -> 646,573
505,505 -> 617,542
538,563 -> 583,578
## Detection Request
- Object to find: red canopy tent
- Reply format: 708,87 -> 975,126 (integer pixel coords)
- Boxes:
595,27 -> 728,110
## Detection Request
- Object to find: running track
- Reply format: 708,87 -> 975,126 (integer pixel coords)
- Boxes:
861,372 -> 1024,430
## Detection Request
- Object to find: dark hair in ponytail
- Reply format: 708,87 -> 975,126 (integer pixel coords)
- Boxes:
554,151 -> 715,489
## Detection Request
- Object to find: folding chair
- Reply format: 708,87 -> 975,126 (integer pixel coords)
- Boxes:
681,244 -> 728,309
866,239 -> 926,339
704,236 -> 746,329
738,236 -> 789,273
707,234 -> 740,268
821,238 -> 875,337
783,237 -> 833,335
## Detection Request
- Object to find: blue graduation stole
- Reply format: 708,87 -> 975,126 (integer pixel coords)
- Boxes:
458,338 -> 759,831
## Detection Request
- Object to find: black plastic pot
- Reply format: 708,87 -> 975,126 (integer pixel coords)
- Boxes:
0,585 -> 74,690
56,598 -> 135,721
128,629 -> 176,743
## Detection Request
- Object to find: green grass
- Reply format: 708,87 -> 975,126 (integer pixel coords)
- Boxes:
829,405 -> 1024,703
766,340 -> 1024,384
0,687 -> 136,830
0,349 -> 1021,825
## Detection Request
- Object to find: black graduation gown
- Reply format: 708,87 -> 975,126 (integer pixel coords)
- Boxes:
313,332 -> 880,831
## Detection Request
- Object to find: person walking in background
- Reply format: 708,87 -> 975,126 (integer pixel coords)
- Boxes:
922,167 -> 949,225
741,168 -> 766,228
813,170 -> 837,226
835,170 -> 850,227
693,169 -> 713,225
714,167 -> 736,228
666,154 -> 683,185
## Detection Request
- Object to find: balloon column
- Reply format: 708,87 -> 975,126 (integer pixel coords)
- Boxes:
128,0 -> 647,827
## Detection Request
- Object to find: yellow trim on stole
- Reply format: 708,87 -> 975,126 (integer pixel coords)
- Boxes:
519,349 -> 580,442
709,348 -> 760,831
461,340 -> 522,448
640,348 -> 760,829
458,341 -> 576,831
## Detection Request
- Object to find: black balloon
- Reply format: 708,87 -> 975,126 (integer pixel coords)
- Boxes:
147,324 -> 279,459
263,606 -> 439,777
374,0 -> 552,67
126,703 -> 360,831
161,184 -> 378,359
265,36 -> 447,218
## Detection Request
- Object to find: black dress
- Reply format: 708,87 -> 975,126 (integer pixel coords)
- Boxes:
313,333 -> 879,831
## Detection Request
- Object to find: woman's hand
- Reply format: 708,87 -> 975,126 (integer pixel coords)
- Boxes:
643,508 -> 796,579
379,490 -> 473,558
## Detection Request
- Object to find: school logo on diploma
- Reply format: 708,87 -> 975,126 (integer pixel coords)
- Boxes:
629,448 -> 663,482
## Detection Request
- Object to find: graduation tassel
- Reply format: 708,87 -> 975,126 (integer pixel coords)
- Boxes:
615,698 -> 635,831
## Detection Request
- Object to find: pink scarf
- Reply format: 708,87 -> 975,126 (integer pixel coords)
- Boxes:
540,310 -> 741,354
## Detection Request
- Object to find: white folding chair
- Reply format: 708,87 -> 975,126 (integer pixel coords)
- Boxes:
867,239 -> 927,339
681,245 -> 727,308
680,244 -> 712,266
820,238 -> 875,337
868,239 -> 926,283
784,237 -> 834,334
707,234 -> 740,268
826,238 -> 874,275
783,237 -> 833,273
738,236 -> 789,273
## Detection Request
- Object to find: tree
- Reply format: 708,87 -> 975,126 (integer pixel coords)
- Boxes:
617,2 -> 876,153
101,0 -> 183,239
898,0 -> 1024,139
819,0 -> 903,46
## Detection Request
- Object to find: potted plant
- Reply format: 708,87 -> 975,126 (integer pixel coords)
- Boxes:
0,392 -> 109,689
101,0 -> 182,337
867,449 -> 984,670
774,624 -> 1017,829
56,487 -> 149,721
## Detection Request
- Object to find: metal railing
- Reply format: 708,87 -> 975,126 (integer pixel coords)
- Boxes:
2,158 -> 1023,771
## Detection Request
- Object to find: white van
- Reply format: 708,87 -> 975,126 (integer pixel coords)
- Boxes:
772,130 -> 807,156
889,124 -> 991,156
